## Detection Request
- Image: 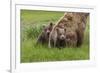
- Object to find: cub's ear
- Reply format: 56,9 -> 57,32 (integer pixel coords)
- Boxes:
42,25 -> 46,28
49,22 -> 54,27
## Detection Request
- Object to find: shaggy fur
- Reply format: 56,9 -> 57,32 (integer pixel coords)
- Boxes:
48,12 -> 89,48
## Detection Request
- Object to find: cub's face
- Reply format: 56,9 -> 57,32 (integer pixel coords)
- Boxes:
43,22 -> 54,38
56,27 -> 66,40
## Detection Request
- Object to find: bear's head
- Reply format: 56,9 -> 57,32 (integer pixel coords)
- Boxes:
56,27 -> 66,41
43,22 -> 54,38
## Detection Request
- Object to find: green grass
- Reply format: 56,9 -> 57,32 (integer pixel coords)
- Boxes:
20,10 -> 90,63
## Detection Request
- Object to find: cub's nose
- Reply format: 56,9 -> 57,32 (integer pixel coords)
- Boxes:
61,35 -> 65,40
46,30 -> 50,33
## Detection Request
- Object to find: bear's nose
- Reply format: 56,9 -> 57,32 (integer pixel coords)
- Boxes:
61,35 -> 65,40
47,30 -> 50,33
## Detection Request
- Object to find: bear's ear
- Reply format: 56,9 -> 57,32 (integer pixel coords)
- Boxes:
49,22 -> 54,27
42,25 -> 46,28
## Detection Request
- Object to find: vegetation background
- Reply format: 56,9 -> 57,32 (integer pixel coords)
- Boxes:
20,10 -> 89,63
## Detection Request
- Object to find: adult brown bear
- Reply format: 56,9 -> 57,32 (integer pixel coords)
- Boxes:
48,12 -> 89,48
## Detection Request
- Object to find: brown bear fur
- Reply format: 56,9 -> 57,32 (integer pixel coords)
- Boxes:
65,28 -> 77,47
49,12 -> 89,48
63,12 -> 89,47
73,12 -> 89,31
72,12 -> 89,46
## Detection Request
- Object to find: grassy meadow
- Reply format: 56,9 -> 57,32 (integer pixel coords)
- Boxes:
20,10 -> 90,63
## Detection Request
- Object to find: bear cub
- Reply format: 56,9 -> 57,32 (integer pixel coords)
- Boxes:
37,22 -> 54,44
